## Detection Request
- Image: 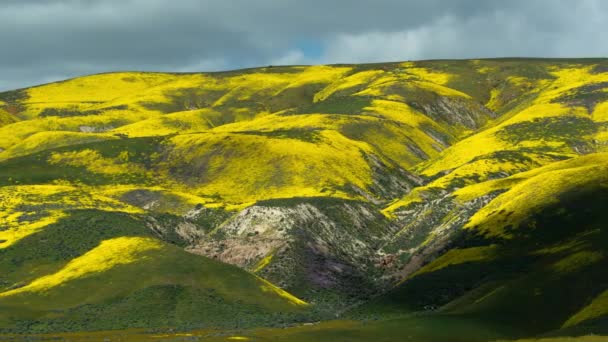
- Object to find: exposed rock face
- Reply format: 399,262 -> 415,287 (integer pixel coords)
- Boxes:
378,191 -> 503,282
79,125 -> 114,133
187,205 -> 293,267
151,188 -> 501,309
408,95 -> 497,129
186,199 -> 399,306
362,153 -> 425,203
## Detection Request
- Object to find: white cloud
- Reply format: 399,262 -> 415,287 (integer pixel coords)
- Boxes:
1,0 -> 608,91
319,3 -> 608,64
270,50 -> 308,66
322,27 -> 434,64
176,58 -> 229,72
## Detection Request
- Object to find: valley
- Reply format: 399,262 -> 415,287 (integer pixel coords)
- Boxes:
0,58 -> 607,341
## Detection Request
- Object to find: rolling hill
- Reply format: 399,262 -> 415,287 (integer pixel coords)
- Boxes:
1,58 -> 608,340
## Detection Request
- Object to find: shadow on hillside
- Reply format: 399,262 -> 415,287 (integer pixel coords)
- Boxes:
360,186 -> 608,338
0,209 -> 152,290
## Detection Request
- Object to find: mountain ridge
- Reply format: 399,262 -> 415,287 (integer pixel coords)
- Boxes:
1,57 -> 607,340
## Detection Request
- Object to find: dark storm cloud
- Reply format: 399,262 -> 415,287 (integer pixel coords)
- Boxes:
1,0 -> 607,91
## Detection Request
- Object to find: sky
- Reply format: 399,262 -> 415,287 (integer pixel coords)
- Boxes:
1,0 -> 607,91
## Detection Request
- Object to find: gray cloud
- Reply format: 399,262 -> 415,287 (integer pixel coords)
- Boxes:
1,0 -> 607,91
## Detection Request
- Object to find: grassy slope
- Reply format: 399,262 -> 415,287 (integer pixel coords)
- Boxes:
1,58 -> 608,339
359,153 -> 608,337
1,316 -> 509,342
386,62 -> 608,215
0,109 -> 17,128
0,185 -> 306,333
5,318 -> 603,342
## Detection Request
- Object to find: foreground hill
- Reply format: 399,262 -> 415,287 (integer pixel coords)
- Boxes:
0,188 -> 307,332
0,58 -> 607,340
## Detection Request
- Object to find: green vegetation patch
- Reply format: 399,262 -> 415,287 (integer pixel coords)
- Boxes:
551,82 -> 608,112
496,116 -> 597,144
591,62 -> 608,74
39,105 -> 129,118
0,209 -> 311,334
295,96 -> 373,115
143,87 -> 226,114
414,59 -> 555,106
365,185 -> 608,337
0,89 -> 29,104
234,129 -> 323,143
0,136 -> 165,187
0,210 -> 153,293
267,82 -> 327,113
208,64 -> 307,76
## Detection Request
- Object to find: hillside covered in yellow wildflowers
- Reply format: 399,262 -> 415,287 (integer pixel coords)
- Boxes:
1,58 -> 608,340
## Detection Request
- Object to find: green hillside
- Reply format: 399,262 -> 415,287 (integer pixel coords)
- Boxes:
0,198 -> 307,333
1,58 -> 608,340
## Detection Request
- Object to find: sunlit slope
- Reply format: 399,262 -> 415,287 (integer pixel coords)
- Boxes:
383,60 -> 608,215
1,58 -> 608,338
0,62 -> 504,168
3,59 -> 606,188
0,236 -> 307,333
0,109 -> 17,128
0,132 -> 419,207
418,64 -> 608,183
1,59 -> 587,207
0,191 -> 306,333
362,152 -> 608,336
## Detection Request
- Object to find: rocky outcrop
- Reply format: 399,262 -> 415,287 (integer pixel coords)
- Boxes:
378,191 -> 503,283
187,199 -> 399,307
408,95 -> 497,129
79,125 -> 114,133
